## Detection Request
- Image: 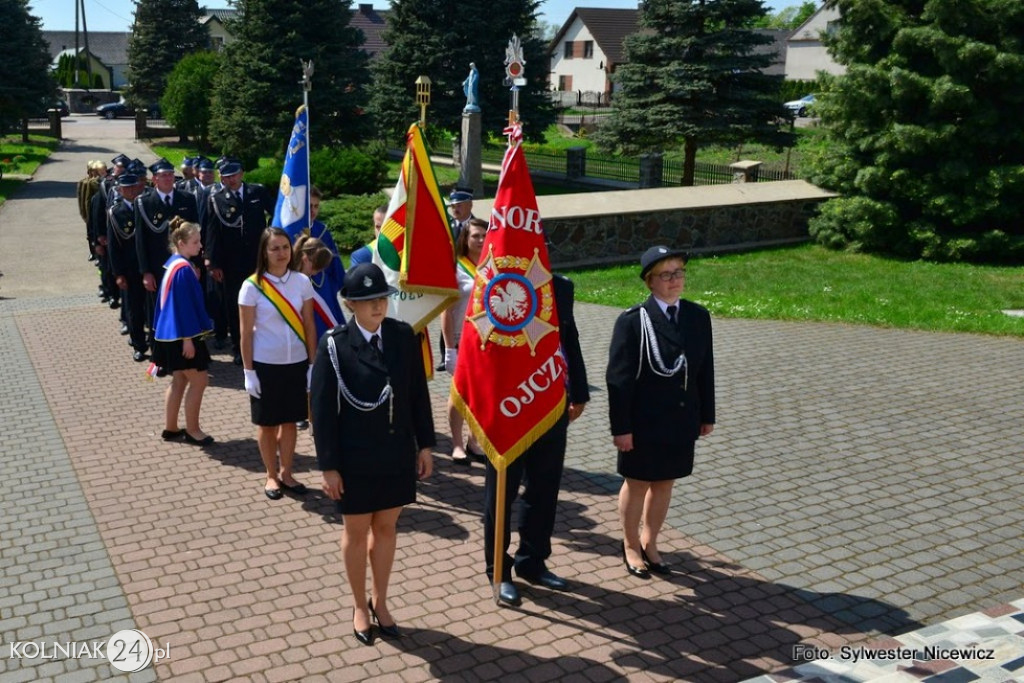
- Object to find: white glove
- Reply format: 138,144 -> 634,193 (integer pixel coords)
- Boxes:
243,369 -> 261,399
444,348 -> 458,374
306,364 -> 313,392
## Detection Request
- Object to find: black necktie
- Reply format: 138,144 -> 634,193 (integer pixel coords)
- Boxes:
164,195 -> 172,207
666,305 -> 677,324
370,334 -> 382,358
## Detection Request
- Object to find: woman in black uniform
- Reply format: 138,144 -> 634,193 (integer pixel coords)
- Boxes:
606,246 -> 715,578
311,263 -> 435,646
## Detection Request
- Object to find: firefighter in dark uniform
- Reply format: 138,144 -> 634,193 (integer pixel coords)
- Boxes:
202,157 -> 273,364
482,273 -> 590,607
89,154 -> 129,307
136,158 -> 200,350
106,172 -> 149,361
175,156 -> 200,194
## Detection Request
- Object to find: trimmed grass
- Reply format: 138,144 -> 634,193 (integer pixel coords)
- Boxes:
0,135 -> 60,205
567,244 -> 1024,337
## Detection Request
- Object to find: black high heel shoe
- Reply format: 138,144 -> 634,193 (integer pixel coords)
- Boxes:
622,542 -> 650,579
641,547 -> 672,575
368,598 -> 401,639
353,608 -> 375,646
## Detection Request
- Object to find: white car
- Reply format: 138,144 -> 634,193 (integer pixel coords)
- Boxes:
784,94 -> 816,117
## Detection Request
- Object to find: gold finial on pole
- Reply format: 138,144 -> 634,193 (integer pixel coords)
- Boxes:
415,75 -> 432,128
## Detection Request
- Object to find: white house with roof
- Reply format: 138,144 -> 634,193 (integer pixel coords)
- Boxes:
547,8 -> 638,106
784,3 -> 844,80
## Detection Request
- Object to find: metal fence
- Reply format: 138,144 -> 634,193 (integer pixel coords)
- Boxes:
477,144 -> 794,187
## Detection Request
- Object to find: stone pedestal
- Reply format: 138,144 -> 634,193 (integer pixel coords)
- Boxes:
729,159 -> 763,183
639,153 -> 664,188
566,147 -> 587,179
459,111 -> 483,197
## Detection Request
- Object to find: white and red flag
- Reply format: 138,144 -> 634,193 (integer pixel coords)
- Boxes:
451,123 -> 567,470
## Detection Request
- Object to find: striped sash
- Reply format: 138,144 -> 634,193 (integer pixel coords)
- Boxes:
159,257 -> 194,308
457,254 -> 477,279
245,274 -> 306,346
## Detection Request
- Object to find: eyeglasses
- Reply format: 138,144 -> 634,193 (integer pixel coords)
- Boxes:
653,269 -> 685,282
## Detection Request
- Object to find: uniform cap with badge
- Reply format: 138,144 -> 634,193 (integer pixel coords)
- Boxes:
342,263 -> 398,301
448,189 -> 473,205
639,245 -> 689,280
149,158 -> 175,175
219,158 -> 243,176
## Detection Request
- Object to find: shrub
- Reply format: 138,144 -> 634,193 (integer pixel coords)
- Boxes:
243,158 -> 284,195
319,192 -> 390,252
310,145 -> 388,197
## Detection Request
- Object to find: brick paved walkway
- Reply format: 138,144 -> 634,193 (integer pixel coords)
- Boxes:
1,128 -> 1022,682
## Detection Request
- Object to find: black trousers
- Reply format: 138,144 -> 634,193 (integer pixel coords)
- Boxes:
483,410 -> 568,581
121,273 -> 147,353
223,269 -> 247,354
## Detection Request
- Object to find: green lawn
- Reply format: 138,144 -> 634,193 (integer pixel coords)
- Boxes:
567,244 -> 1024,337
0,135 -> 60,205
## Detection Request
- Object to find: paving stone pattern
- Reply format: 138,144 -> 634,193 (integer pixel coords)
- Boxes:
0,133 -> 1022,681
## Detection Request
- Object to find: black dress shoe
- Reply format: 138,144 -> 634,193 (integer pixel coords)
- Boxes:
642,547 -> 672,575
119,324 -> 129,335
368,599 -> 401,639
353,608 -> 376,646
109,300 -> 120,309
183,432 -> 214,446
622,542 -> 650,579
132,350 -> 147,362
517,568 -> 568,591
496,581 -> 521,607
161,429 -> 184,441
264,487 -> 284,500
277,480 -> 307,495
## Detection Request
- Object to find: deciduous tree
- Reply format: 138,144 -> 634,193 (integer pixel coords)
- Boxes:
162,51 -> 220,146
597,0 -> 790,186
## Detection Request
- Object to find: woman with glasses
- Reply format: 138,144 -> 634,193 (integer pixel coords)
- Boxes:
606,246 -> 715,578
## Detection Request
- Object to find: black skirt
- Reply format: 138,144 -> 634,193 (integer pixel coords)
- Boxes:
152,337 -> 211,373
336,474 -> 416,515
250,360 -> 308,426
617,437 -> 696,482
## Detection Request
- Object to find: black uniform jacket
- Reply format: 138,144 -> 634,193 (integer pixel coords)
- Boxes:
106,198 -> 140,277
203,183 -> 271,276
606,296 -> 715,444
552,274 -> 590,406
134,188 -> 199,277
311,318 -> 436,479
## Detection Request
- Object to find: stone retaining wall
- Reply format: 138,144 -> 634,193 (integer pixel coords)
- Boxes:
475,180 -> 836,268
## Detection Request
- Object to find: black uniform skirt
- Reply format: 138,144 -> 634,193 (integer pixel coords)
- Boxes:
337,474 -> 415,515
250,360 -> 307,426
617,437 -> 696,482
152,337 -> 211,373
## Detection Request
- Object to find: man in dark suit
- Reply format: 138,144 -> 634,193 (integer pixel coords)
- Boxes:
203,158 -> 273,364
483,273 -> 590,607
136,158 -> 200,348
175,156 -> 200,194
107,173 -> 148,361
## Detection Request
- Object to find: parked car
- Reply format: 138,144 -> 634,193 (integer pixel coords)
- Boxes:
49,99 -> 70,117
784,94 -> 816,117
95,101 -> 161,119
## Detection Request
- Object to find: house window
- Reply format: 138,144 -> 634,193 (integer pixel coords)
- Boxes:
584,41 -> 593,59
559,75 -> 573,91
825,20 -> 840,37
563,41 -> 573,59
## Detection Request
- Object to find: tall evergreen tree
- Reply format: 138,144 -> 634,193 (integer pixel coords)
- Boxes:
808,0 -> 1024,262
0,0 -> 55,133
596,0 -> 789,186
209,0 -> 370,166
126,0 -> 208,105
369,0 -> 554,145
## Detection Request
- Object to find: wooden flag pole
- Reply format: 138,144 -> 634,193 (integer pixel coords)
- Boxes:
492,462 -> 508,605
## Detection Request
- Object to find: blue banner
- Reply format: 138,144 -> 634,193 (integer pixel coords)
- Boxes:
271,105 -> 310,233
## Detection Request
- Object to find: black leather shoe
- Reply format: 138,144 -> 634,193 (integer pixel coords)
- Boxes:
161,429 -> 184,441
119,324 -> 129,335
517,569 -> 568,591
132,350 -> 147,362
368,599 -> 401,639
496,581 -> 521,607
183,432 -> 214,446
277,480 -> 307,495
264,487 -> 284,500
642,547 -> 672,575
109,300 -> 120,309
623,542 -> 650,579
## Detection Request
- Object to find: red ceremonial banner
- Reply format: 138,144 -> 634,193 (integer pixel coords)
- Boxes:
450,124 -> 567,470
